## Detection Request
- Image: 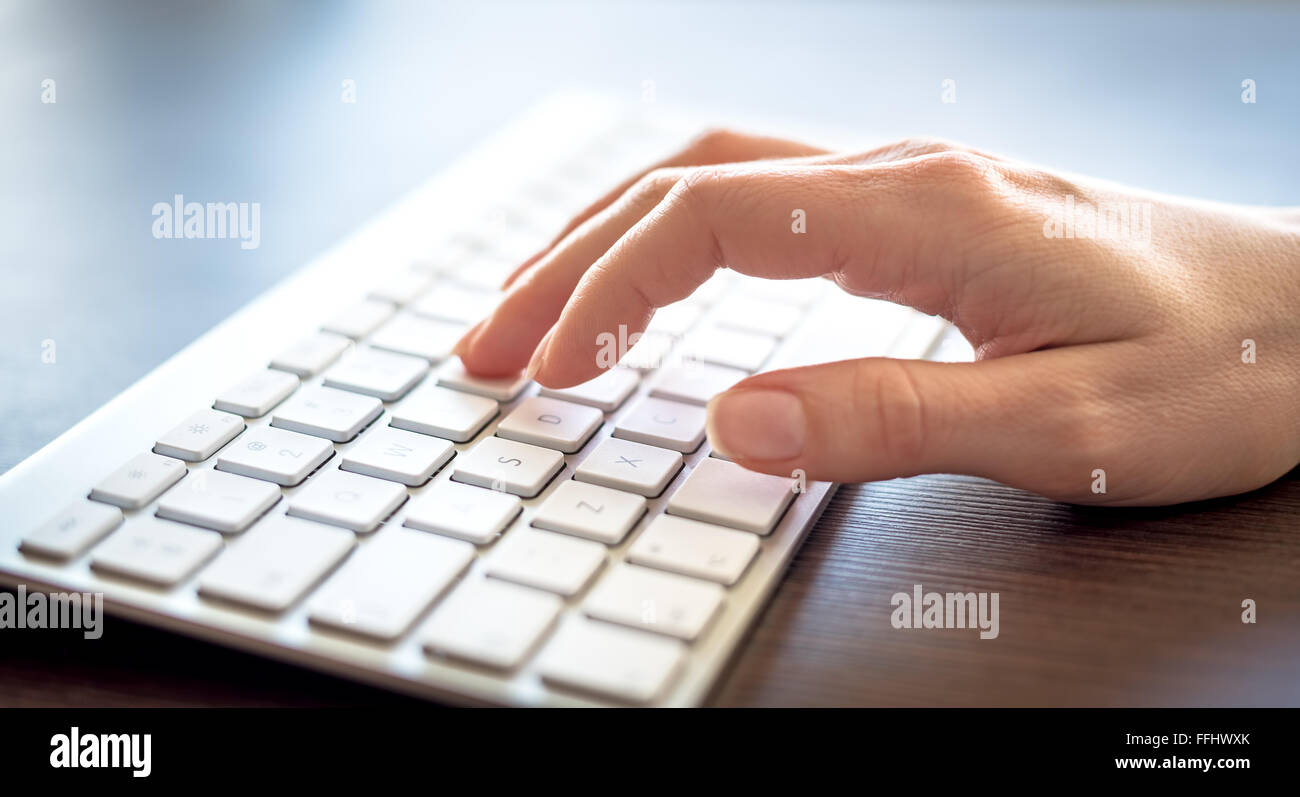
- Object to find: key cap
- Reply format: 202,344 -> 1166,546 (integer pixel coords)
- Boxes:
368,314 -> 465,362
538,367 -> 639,412
89,452 -> 187,509
269,331 -> 352,377
403,480 -> 520,544
286,467 -> 407,533
271,386 -> 383,442
156,469 -> 282,533
90,516 -> 223,587
486,527 -> 605,596
215,425 -> 334,486
422,577 -> 562,669
583,563 -> 723,641
436,357 -> 529,402
452,436 -> 563,498
532,480 -> 646,545
20,501 -> 123,560
411,283 -> 502,326
153,408 -> 245,461
322,298 -> 396,339
667,457 -> 796,535
307,526 -> 474,640
198,515 -> 355,612
710,294 -> 804,337
649,362 -> 746,406
339,426 -> 454,486
322,347 -> 428,401
682,326 -> 776,372
626,514 -> 759,586
536,616 -> 685,704
389,383 -> 497,443
213,369 -> 300,417
367,270 -> 434,305
612,397 -> 706,453
496,396 -> 603,454
573,437 -> 682,498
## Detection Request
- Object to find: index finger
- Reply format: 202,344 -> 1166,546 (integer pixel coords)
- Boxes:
500,129 -> 828,288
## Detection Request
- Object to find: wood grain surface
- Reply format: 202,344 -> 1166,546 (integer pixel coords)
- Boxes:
3,469 -> 1297,707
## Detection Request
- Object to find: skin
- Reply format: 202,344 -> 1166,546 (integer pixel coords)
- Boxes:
453,130 -> 1300,506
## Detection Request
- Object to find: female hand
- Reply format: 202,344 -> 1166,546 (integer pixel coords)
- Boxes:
454,130 -> 1300,505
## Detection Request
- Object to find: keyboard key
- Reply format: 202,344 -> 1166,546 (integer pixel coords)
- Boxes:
436,357 -> 529,402
198,515 -> 355,612
153,408 -> 245,461
573,437 -> 682,497
403,480 -> 520,544
156,470 -> 282,534
90,516 -> 223,587
412,283 -> 502,325
308,526 -> 474,640
486,527 -> 605,596
538,367 -> 639,411
269,331 -> 351,377
213,369 -> 300,417
496,396 -> 603,454
583,563 -> 723,641
649,361 -> 747,406
368,314 -> 465,362
339,426 -> 454,486
367,270 -> 434,305
389,383 -> 497,443
536,616 -> 685,704
286,467 -> 407,533
89,452 -> 187,509
682,326 -> 776,372
322,347 -> 429,401
322,298 -> 396,339
423,577 -> 562,669
612,397 -> 706,453
20,501 -> 123,560
215,426 -> 334,486
666,457 -> 796,535
626,514 -> 759,585
271,386 -> 383,442
452,436 -> 564,498
531,480 -> 646,545
710,295 -> 803,337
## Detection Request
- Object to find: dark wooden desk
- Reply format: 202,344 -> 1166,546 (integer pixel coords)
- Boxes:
4,469 -> 1297,707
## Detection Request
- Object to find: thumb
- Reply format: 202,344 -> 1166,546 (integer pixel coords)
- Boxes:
704,355 -> 1080,488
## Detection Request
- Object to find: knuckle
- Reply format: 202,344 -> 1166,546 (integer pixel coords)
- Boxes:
668,166 -> 726,211
866,360 -> 932,466
914,150 -> 995,185
628,168 -> 683,203
689,127 -> 743,159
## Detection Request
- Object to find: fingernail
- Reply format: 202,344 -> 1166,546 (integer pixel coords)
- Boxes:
525,327 -> 556,382
707,389 -> 806,461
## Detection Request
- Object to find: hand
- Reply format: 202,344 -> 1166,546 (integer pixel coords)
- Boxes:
454,130 -> 1300,505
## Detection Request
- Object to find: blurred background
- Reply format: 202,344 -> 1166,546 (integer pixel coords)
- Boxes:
2,0 -> 1297,473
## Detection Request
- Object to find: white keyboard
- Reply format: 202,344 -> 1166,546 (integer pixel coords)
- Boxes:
0,94 -> 950,706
